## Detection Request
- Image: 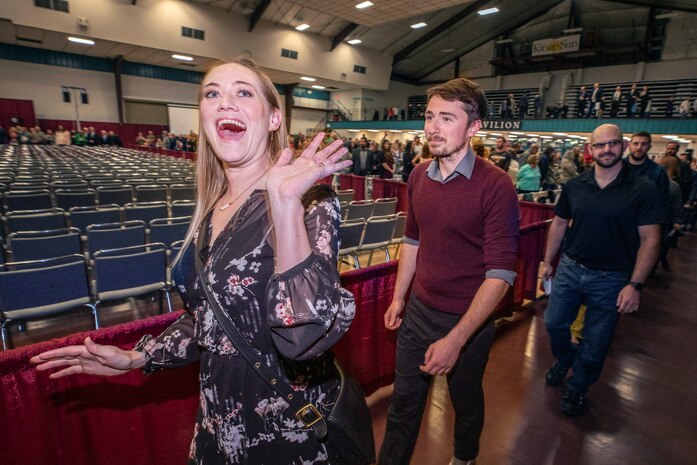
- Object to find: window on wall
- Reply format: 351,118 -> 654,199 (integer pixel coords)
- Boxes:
34,0 -> 69,12
353,65 -> 367,74
281,49 -> 299,60
181,27 -> 205,40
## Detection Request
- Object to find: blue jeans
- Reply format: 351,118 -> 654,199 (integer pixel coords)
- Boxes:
544,254 -> 629,394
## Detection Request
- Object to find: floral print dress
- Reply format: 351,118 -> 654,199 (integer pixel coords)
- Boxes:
135,186 -> 356,465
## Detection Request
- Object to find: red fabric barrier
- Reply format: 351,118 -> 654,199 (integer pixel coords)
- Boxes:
128,144 -> 196,161
0,98 -> 36,128
519,201 -> 555,226
334,261 -> 399,396
0,311 -> 199,465
316,174 -> 333,185
495,220 -> 550,318
338,174 -> 366,200
371,178 -> 408,212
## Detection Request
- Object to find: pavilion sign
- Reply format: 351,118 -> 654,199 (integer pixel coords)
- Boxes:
531,34 -> 580,57
482,120 -> 521,130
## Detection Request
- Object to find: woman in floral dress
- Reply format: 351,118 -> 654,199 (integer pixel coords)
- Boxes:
31,57 -> 357,464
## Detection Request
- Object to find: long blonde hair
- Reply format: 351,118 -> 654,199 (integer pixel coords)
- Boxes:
174,57 -> 289,265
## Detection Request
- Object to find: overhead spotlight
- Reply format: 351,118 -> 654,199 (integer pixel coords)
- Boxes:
312,85 -> 325,89
347,39 -> 362,45
411,22 -> 427,29
496,39 -> 513,44
477,7 -> 499,15
172,54 -> 194,61
300,76 -> 316,81
562,27 -> 583,34
295,24 -> 310,31
441,48 -> 456,53
355,1 -> 373,9
68,36 -> 95,45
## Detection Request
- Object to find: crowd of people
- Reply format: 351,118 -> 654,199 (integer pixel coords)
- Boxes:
0,125 -> 124,146
134,129 -> 198,152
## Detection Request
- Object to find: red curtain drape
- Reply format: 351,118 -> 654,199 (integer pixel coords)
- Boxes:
338,174 -> 366,200
519,201 -> 555,226
371,178 -> 408,212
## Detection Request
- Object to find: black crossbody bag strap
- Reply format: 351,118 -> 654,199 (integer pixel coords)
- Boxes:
194,233 -> 329,440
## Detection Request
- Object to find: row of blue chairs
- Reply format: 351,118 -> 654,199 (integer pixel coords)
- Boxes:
1,215 -> 190,264
0,244 -> 177,350
1,184 -> 195,211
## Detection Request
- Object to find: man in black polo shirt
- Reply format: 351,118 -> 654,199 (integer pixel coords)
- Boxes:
541,124 -> 662,416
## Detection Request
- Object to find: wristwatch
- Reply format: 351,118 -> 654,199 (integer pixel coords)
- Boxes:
628,281 -> 644,292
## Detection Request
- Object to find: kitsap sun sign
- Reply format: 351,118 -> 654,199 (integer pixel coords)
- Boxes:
531,34 -> 581,57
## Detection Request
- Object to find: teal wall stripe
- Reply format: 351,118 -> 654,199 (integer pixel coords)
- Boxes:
0,43 -> 112,72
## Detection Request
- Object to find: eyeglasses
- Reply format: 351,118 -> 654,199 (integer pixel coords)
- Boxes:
591,139 -> 623,150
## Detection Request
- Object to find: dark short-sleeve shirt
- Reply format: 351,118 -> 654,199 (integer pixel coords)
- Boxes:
556,165 -> 664,271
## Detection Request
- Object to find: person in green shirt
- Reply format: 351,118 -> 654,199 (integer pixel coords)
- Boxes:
74,130 -> 87,146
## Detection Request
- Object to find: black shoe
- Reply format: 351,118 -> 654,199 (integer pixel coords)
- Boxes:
561,388 -> 586,416
545,363 -> 569,386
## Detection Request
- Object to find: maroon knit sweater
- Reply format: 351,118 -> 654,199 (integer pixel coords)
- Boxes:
404,157 -> 520,314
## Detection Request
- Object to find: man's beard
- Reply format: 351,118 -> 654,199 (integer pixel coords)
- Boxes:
630,151 -> 647,162
594,151 -> 623,168
429,137 -> 468,159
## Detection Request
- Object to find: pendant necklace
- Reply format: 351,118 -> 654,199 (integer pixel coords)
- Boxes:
219,172 -> 267,211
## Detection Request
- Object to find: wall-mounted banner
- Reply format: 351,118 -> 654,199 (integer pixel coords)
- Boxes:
531,34 -> 581,57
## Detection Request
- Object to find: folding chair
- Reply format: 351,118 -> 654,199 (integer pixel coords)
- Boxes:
124,202 -> 169,226
170,184 -> 196,202
86,220 -> 146,257
390,212 -> 408,256
0,254 -> 96,350
344,200 -> 375,221
55,189 -> 97,210
372,197 -> 398,217
149,216 -> 191,250
92,243 -> 172,314
135,184 -> 168,203
3,189 -> 52,211
5,208 -> 67,234
356,214 -> 397,266
336,189 -> 355,204
8,227 -> 82,261
338,218 -> 365,269
68,205 -> 122,234
96,185 -> 134,206
171,200 -> 196,218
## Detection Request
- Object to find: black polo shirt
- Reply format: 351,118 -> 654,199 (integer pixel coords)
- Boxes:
556,164 -> 663,271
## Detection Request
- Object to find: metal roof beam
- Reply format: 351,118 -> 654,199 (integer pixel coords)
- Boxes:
607,0 -> 697,13
249,0 -> 272,32
414,0 -> 566,81
392,0 -> 491,65
330,23 -> 358,51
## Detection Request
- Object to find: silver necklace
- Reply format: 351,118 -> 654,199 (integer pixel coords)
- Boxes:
218,173 -> 266,211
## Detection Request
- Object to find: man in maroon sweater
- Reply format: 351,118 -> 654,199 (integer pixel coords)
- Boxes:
378,79 -> 520,465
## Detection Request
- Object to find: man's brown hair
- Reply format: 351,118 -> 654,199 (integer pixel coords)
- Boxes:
427,78 -> 488,122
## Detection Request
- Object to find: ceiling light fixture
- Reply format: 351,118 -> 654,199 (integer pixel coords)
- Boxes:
172,54 -> 194,61
355,1 -> 374,9
312,85 -> 325,89
347,39 -> 362,45
300,76 -> 316,81
562,27 -> 583,34
441,48 -> 455,53
495,39 -> 513,44
68,36 -> 95,45
478,7 -> 499,15
295,23 -> 310,31
411,22 -> 427,29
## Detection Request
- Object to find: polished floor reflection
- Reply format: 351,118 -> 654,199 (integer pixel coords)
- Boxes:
369,231 -> 697,465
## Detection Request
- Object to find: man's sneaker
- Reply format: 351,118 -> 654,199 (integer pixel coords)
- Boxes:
449,458 -> 476,465
545,363 -> 569,386
561,387 -> 586,416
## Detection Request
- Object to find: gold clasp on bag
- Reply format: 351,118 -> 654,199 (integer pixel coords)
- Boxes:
295,403 -> 323,427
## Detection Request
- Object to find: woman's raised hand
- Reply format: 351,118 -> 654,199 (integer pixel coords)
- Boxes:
30,337 -> 145,379
266,133 -> 352,202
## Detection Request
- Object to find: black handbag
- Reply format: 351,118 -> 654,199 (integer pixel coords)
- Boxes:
194,243 -> 375,465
